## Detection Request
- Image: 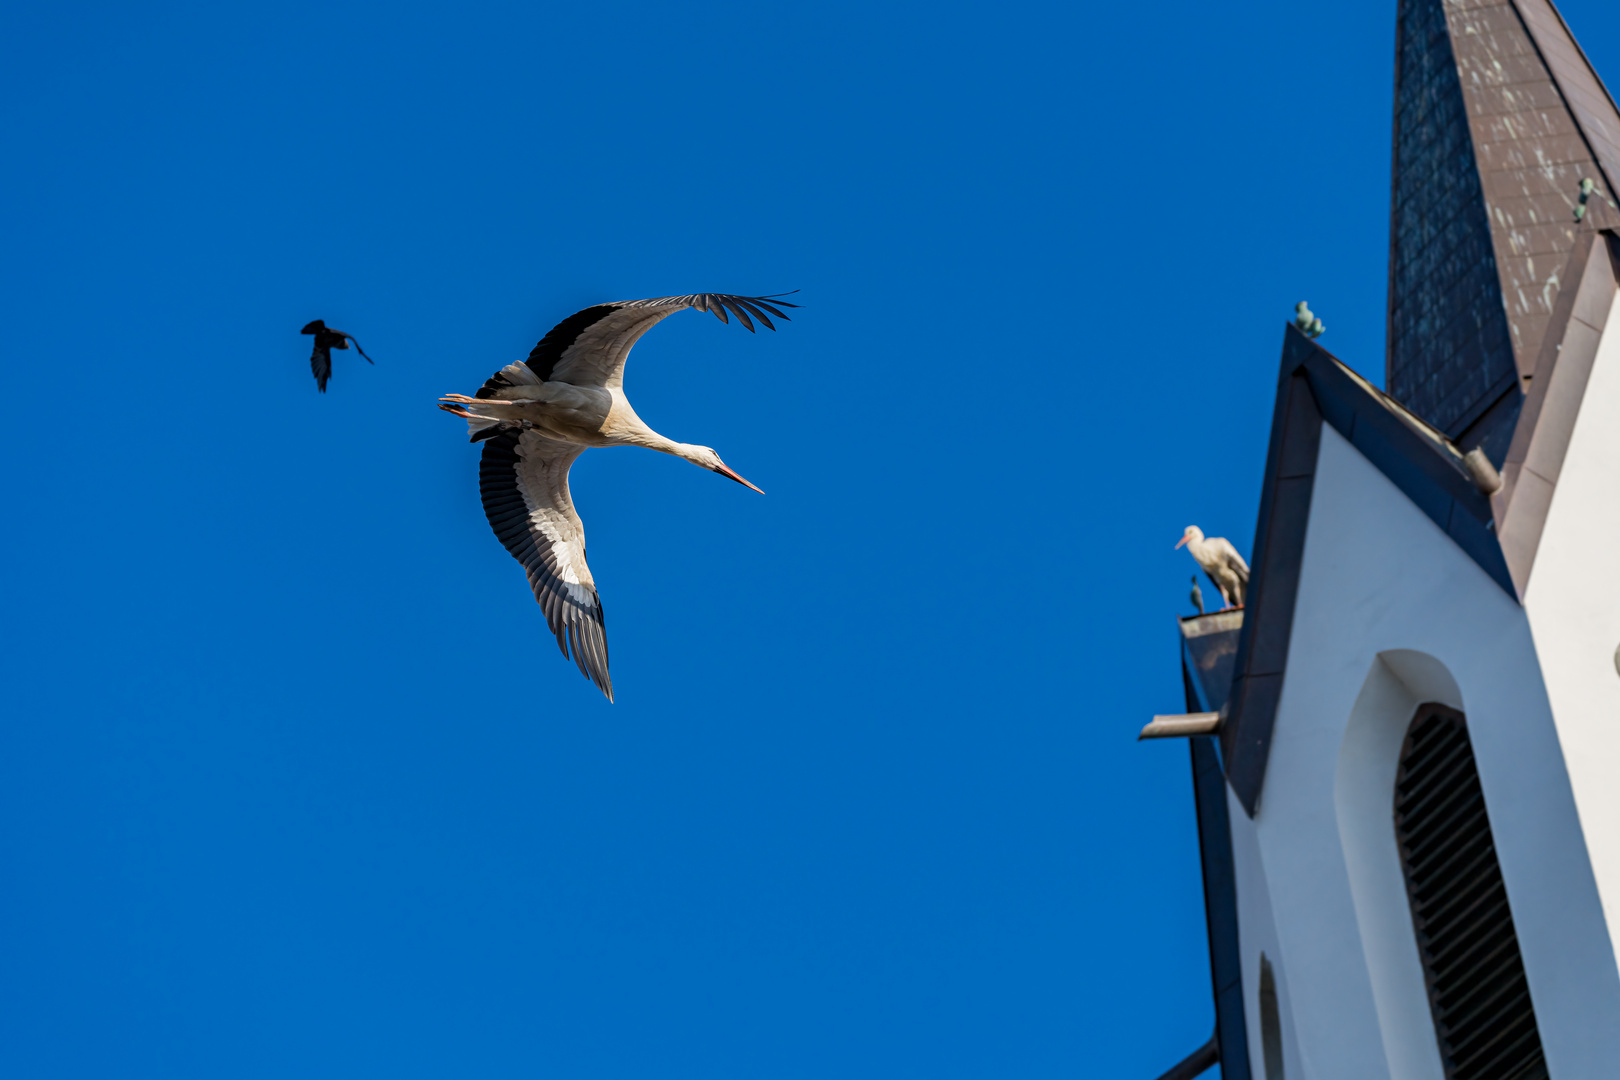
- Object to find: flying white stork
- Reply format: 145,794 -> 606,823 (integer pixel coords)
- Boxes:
1176,526 -> 1249,610
438,292 -> 797,701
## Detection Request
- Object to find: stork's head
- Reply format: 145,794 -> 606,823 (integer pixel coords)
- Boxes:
683,444 -> 765,494
1175,525 -> 1204,550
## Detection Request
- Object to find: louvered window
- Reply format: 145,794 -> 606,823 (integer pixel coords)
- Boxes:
1394,704 -> 1547,1080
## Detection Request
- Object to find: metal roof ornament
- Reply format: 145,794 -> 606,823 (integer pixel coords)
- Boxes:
1293,301 -> 1324,339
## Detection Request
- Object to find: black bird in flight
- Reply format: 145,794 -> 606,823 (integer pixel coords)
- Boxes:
301,319 -> 373,392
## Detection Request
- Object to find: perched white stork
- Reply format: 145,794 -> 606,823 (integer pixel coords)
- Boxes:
1176,526 -> 1249,610
438,292 -> 797,701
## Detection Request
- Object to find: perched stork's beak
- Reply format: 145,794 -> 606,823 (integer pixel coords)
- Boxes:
713,463 -> 765,494
1174,535 -> 1190,550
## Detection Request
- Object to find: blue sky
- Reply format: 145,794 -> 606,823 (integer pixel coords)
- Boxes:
3,1 -> 1618,1076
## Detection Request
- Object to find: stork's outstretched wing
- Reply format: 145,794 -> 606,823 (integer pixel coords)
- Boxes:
475,292 -> 797,399
479,428 -> 612,700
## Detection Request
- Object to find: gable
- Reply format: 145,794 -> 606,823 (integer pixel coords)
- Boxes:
1222,328 -> 1511,815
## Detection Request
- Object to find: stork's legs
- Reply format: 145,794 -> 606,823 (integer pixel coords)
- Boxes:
437,402 -> 538,436
437,403 -> 519,424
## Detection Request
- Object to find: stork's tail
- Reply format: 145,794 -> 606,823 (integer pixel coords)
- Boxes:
436,398 -> 512,441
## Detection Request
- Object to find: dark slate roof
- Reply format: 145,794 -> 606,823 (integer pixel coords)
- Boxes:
1387,0 -> 1620,458
1388,0 -> 1520,442
1223,327 -> 1515,815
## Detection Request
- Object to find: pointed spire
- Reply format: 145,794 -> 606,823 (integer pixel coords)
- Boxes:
1388,0 -> 1620,461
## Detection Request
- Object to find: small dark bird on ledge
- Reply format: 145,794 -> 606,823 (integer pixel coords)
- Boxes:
1190,575 -> 1205,616
301,319 -> 373,392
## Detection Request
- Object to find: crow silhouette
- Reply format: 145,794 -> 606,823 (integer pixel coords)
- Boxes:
301,319 -> 373,392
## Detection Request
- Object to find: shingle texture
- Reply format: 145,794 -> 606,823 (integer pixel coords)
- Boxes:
1388,0 -> 1620,448
1515,0 -> 1620,198
1389,0 -> 1520,438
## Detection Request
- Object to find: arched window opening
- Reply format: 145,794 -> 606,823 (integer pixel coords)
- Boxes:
1394,704 -> 1547,1080
1259,953 -> 1284,1080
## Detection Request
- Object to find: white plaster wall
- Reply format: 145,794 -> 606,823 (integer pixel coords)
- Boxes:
1524,291 -> 1620,1000
1229,796 -> 1308,1080
1248,423 -> 1620,1077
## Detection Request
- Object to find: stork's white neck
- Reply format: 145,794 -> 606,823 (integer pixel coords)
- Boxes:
601,396 -> 720,471
612,424 -> 711,469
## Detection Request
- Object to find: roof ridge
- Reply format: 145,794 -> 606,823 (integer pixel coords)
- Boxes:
1548,1 -> 1620,119
1327,355 -> 1469,473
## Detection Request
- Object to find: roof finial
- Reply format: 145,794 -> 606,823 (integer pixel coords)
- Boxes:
1576,177 -> 1597,222
1294,301 -> 1324,339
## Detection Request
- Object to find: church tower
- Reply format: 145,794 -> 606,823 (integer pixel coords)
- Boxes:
1149,4 -> 1620,1078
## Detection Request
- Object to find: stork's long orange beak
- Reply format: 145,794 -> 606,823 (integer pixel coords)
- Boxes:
714,463 -> 765,494
1175,535 -> 1190,550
